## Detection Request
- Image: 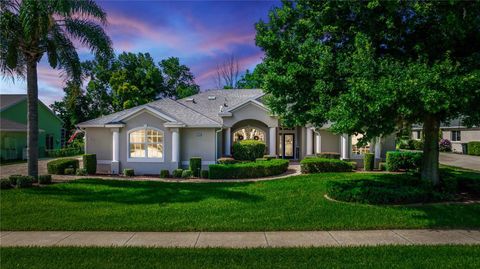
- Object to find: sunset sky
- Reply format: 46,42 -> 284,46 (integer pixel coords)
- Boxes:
0,0 -> 280,106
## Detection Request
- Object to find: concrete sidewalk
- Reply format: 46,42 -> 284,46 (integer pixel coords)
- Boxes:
1,230 -> 479,248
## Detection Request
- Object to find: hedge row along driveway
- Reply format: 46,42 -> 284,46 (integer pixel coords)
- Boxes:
1,167 -> 479,231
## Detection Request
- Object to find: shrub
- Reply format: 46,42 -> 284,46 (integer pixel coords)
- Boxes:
315,152 -> 340,159
8,174 -> 22,185
300,158 -> 352,173
16,176 -> 34,188
256,158 -> 268,162
201,170 -> 209,179
64,168 -> 76,175
364,153 -> 375,171
181,170 -> 193,178
172,169 -> 183,178
76,168 -> 87,176
232,140 -> 266,161
379,162 -> 387,171
348,161 -> 357,170
189,157 -> 202,177
38,175 -> 52,185
1,178 -> 12,189
123,168 -> 134,177
439,139 -> 452,152
468,141 -> 480,156
160,170 -> 170,178
47,158 -> 79,175
217,157 -> 237,164
208,159 -> 289,179
410,140 -> 424,150
45,146 -> 84,158
82,154 -> 97,174
386,151 -> 423,172
263,155 -> 277,160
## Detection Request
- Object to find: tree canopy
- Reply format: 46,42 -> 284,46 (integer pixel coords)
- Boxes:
159,57 -> 199,99
255,0 -> 480,184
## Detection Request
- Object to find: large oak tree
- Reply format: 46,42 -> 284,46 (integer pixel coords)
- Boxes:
256,0 -> 480,184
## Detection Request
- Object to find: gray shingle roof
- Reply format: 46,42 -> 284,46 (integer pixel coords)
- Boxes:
0,94 -> 26,111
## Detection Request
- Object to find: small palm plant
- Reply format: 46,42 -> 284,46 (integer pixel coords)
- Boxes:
1,0 -> 113,177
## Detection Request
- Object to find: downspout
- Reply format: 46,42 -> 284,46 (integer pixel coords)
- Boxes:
215,128 -> 222,162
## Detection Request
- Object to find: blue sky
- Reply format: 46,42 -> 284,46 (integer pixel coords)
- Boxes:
0,0 -> 279,106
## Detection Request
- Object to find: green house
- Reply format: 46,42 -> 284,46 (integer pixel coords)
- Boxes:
0,94 -> 64,161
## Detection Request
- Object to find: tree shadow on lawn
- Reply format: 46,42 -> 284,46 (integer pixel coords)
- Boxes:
25,178 -> 264,205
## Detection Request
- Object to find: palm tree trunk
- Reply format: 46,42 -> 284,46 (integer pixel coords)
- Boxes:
421,114 -> 440,185
27,60 -> 39,178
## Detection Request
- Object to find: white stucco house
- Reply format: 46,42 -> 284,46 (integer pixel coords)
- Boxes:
77,89 -> 395,175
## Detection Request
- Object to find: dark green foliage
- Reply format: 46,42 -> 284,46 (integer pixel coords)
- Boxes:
172,169 -> 183,178
316,152 -> 340,159
217,157 -> 237,164
1,178 -> 12,189
379,162 -> 387,171
348,161 -> 357,170
263,155 -> 277,160
160,170 -> 170,178
82,154 -> 97,174
64,168 -> 76,175
364,153 -> 375,171
208,159 -> 289,179
160,57 -> 200,99
8,175 -> 22,185
468,141 -> 480,156
386,151 -> 423,172
189,157 -> 202,177
300,158 -> 352,173
123,169 -> 134,177
181,170 -> 193,179
232,140 -> 266,161
201,170 -> 209,179
256,158 -> 268,162
76,168 -> 87,176
38,175 -> 52,185
46,147 -> 84,158
47,158 -> 79,175
16,176 -> 34,188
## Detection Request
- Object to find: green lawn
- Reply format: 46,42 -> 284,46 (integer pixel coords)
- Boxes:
1,246 -> 479,269
1,168 -> 479,231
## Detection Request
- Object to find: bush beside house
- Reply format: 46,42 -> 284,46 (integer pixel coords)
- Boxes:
47,158 -> 79,175
386,151 -> 423,172
232,140 -> 266,161
208,159 -> 289,179
467,141 -> 480,156
363,153 -> 374,171
82,154 -> 97,174
300,158 -> 352,173
439,139 -> 452,152
189,157 -> 202,177
316,152 -> 341,159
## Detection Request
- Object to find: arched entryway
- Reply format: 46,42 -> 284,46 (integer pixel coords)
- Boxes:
224,119 -> 277,157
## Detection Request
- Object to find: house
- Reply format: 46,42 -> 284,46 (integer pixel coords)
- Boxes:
77,89 -> 396,174
412,119 -> 480,153
0,94 -> 64,161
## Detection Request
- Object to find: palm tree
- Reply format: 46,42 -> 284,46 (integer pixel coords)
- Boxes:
1,0 -> 112,177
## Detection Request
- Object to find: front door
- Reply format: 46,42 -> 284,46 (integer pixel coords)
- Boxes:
283,134 -> 295,159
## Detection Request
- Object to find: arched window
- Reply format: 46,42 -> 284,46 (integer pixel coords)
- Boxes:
128,127 -> 164,161
351,134 -> 370,155
233,126 -> 265,142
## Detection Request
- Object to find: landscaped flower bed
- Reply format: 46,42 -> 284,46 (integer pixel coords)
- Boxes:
208,159 -> 289,179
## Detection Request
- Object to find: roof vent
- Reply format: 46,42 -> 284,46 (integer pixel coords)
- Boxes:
185,98 -> 195,103
208,96 -> 216,100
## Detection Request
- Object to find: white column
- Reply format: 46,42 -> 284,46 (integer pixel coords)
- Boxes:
315,132 -> 321,154
225,127 -> 231,156
374,137 -> 382,159
171,128 -> 180,163
111,128 -> 120,174
341,133 -> 349,160
269,127 -> 276,156
306,127 -> 313,155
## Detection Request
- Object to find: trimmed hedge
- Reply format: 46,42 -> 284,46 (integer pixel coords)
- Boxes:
45,146 -> 83,158
316,152 -> 341,159
181,170 -> 193,178
47,158 -> 79,175
8,175 -> 22,185
348,161 -> 357,170
208,159 -> 289,179
82,154 -> 97,174
190,157 -> 202,177
364,153 -> 374,171
217,157 -> 237,164
201,170 -> 209,179
263,155 -> 277,160
76,168 -> 87,176
172,169 -> 183,178
16,176 -> 34,188
160,170 -> 170,178
379,162 -> 387,171
123,168 -> 134,177
1,178 -> 12,189
386,151 -> 423,172
232,140 -> 266,161
300,158 -> 352,173
468,141 -> 480,156
64,168 -> 76,175
38,175 -> 52,185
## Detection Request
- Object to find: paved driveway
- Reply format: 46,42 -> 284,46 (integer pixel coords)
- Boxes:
440,152 -> 480,171
0,157 -> 82,178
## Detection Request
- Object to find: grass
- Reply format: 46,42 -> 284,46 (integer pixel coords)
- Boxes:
1,246 -> 479,269
1,167 -> 479,231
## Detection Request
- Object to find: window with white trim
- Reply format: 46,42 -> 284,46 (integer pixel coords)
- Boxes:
451,130 -> 461,142
128,127 -> 164,160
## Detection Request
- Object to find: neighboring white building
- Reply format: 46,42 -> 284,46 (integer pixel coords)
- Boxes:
412,119 -> 480,153
77,89 -> 395,175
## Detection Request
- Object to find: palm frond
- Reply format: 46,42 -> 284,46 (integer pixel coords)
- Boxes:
50,25 -> 82,83
54,0 -> 107,23
64,18 -> 113,60
0,8 -> 25,77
